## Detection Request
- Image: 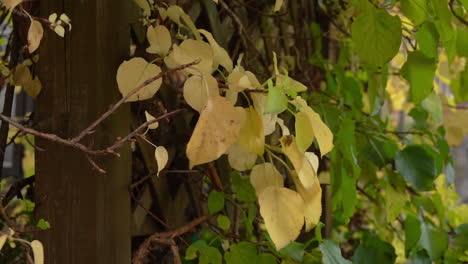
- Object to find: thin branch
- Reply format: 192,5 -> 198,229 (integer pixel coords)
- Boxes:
449,0 -> 468,27
71,61 -> 199,143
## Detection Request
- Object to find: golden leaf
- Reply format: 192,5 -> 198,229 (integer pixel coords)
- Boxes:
280,136 -> 317,190
186,96 -> 242,168
250,163 -> 284,196
155,146 -> 168,176
295,111 -> 314,152
146,25 -> 172,56
116,58 -> 162,102
28,20 -> 44,53
1,0 -> 21,10
238,107 -> 264,156
227,142 -> 257,171
199,29 -> 233,72
144,111 -> 159,129
164,39 -> 213,75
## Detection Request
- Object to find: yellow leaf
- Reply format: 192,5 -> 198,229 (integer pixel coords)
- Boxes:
250,163 -> 284,195
225,90 -> 238,105
304,152 -> 319,173
13,64 -> 32,86
146,25 -> 172,56
280,136 -> 317,190
296,178 -> 322,231
155,146 -> 168,176
199,29 -> 233,72
238,107 -> 264,156
258,186 -> 304,250
30,240 -> 44,264
186,96 -> 242,168
277,118 -> 290,136
24,77 -> 41,98
251,93 -> 277,135
28,20 -> 43,53
227,142 -> 257,171
277,75 -> 307,92
54,25 -> 65,37
144,111 -> 159,129
183,74 -> 219,112
166,5 -> 201,40
444,109 -> 468,146
295,111 -> 314,152
164,39 -> 213,75
273,0 -> 284,12
116,57 -> 162,102
0,235 -> 7,250
227,67 -> 261,92
1,0 -> 21,10
295,97 -> 333,157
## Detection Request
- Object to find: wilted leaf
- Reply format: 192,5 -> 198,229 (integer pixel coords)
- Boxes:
250,163 -> 284,195
28,20 -> 44,53
165,39 -> 213,75
227,142 -> 257,171
183,74 -> 219,112
238,107 -> 264,156
31,240 -> 44,264
1,0 -> 21,10
199,29 -> 233,72
295,97 -> 334,157
116,57 -> 162,102
258,186 -> 304,250
146,25 -> 171,56
155,146 -> 168,176
186,96 -> 242,168
144,111 -> 159,129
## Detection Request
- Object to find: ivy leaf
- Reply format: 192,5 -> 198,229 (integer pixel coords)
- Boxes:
225,242 -> 258,264
238,107 -> 264,155
31,240 -> 44,264
351,7 -> 402,65
183,74 -> 219,112
264,80 -> 288,114
186,96 -> 242,168
250,163 -> 284,196
258,186 -> 304,250
395,145 -> 437,191
28,20 -> 44,53
116,58 -> 162,102
208,190 -> 225,214
319,240 -> 351,264
146,25 -> 172,56
419,222 -> 448,260
155,146 -> 168,176
401,0 -> 427,25
352,234 -> 396,264
401,51 -> 437,103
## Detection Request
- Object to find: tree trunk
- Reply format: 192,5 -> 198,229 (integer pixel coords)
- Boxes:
35,1 -> 132,263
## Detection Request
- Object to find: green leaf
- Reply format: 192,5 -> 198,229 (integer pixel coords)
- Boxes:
36,219 -> 50,230
279,242 -> 305,262
352,234 -> 396,264
351,7 -> 402,65
257,253 -> 278,264
225,242 -> 258,264
319,240 -> 351,264
457,27 -> 468,56
264,80 -> 288,114
216,214 -> 231,231
395,145 -> 437,191
185,240 -> 209,260
208,190 -> 225,214
421,92 -> 442,124
384,184 -> 408,223
411,250 -> 431,264
401,0 -> 428,25
452,63 -> 468,102
419,222 -> 448,260
455,223 -> 468,249
401,51 -> 437,103
404,214 -> 421,253
200,247 -> 223,264
231,172 -> 257,202
415,22 -> 439,58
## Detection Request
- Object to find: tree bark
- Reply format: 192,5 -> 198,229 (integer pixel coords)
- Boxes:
35,1 -> 132,263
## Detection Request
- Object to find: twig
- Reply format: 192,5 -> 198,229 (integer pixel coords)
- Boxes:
71,61 -> 199,143
132,216 -> 210,264
449,0 -> 468,27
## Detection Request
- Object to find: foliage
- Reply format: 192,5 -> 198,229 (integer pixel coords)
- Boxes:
0,0 -> 468,263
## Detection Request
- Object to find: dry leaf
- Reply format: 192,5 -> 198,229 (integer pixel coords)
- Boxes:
227,142 -> 257,171
1,0 -> 21,10
155,146 -> 168,176
250,163 -> 284,196
199,29 -> 233,72
146,25 -> 172,56
28,20 -> 44,53
144,111 -> 159,129
186,96 -> 242,168
295,97 -> 334,157
258,186 -> 304,250
116,57 -> 162,102
31,240 -> 44,264
238,107 -> 264,156
183,74 -> 219,112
